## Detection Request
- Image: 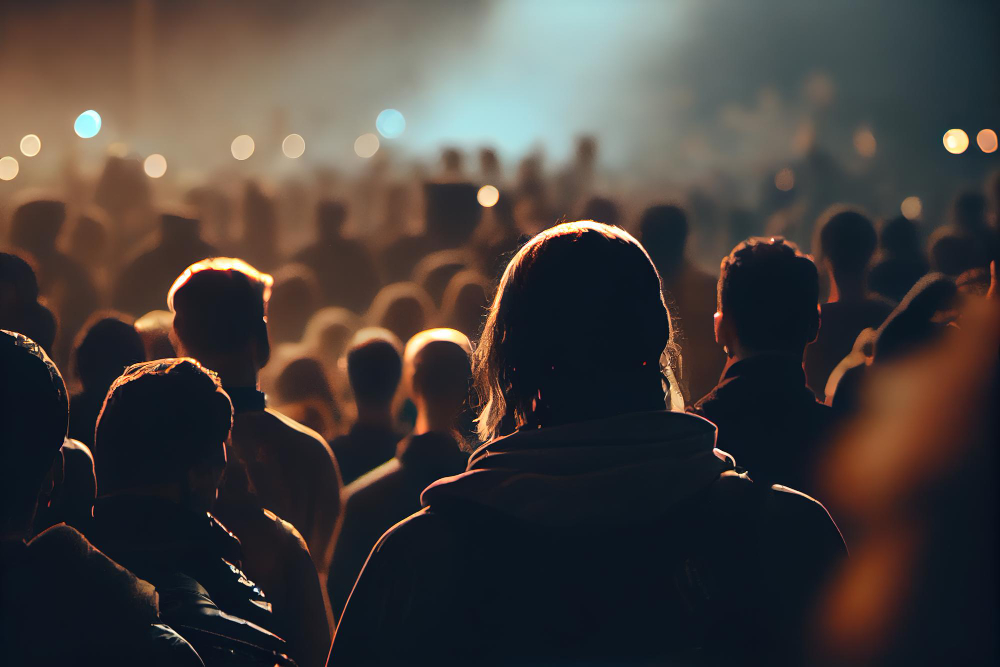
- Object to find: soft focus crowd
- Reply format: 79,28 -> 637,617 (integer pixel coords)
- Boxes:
1,141 -> 998,666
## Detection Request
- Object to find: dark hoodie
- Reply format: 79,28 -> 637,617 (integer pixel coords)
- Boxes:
330,411 -> 846,666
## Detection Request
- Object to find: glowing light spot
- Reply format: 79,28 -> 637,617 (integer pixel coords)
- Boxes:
231,135 -> 255,160
943,129 -> 969,155
376,109 -> 406,138
143,154 -> 167,178
354,133 -> 380,158
74,110 -> 102,138
0,156 -> 19,181
282,133 -> 305,158
853,127 -> 876,158
774,168 -> 795,191
477,185 -> 500,207
20,134 -> 41,157
900,196 -> 922,220
977,129 -> 998,154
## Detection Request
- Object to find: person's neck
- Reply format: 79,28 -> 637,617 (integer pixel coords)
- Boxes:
413,401 -> 458,436
828,271 -> 866,303
193,355 -> 259,389
355,404 -> 393,429
724,348 -> 804,373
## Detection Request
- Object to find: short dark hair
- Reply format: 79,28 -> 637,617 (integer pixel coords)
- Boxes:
817,206 -> 877,275
719,237 -> 819,354
95,358 -> 232,495
346,328 -> 403,407
0,330 -> 68,526
73,313 -> 146,391
168,258 -> 273,357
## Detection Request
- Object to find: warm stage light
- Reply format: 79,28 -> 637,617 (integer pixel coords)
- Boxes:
900,196 -> 922,220
477,185 -> 500,207
853,127 -> 876,158
144,154 -> 167,178
774,168 -> 795,191
231,135 -> 255,160
20,134 -> 41,157
354,133 -> 380,158
943,129 -> 969,155
74,110 -> 102,138
376,109 -> 406,138
282,133 -> 306,158
0,156 -> 19,181
977,129 -> 997,154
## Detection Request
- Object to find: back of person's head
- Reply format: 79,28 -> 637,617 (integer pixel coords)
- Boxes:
168,257 -> 273,365
442,147 -> 463,173
475,221 -> 670,441
874,273 -> 958,363
816,206 -> 877,279
0,330 -> 68,533
95,358 -> 232,500
404,328 -> 473,406
879,215 -> 921,257
159,209 -> 201,244
424,182 -> 482,245
316,199 -> 348,240
10,199 -> 66,255
275,356 -> 337,407
717,237 -> 820,356
73,313 -> 146,393
367,281 -> 436,344
303,307 -> 360,367
345,327 -> 403,409
580,197 -> 621,227
441,270 -> 491,338
928,227 -> 977,276
951,190 -> 987,232
0,251 -> 57,354
638,204 -> 690,278
68,211 -> 110,266
413,250 -> 470,306
134,310 -> 177,360
267,264 -> 320,345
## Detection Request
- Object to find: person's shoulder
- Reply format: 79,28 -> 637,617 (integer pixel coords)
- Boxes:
763,484 -> 847,554
26,523 -> 91,558
369,507 -> 462,562
250,406 -> 333,450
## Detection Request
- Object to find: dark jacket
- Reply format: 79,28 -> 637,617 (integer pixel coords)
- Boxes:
329,422 -> 404,486
693,354 -> 838,496
328,431 -> 469,617
330,411 -> 846,666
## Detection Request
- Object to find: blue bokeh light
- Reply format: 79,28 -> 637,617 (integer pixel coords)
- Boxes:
376,109 -> 405,138
74,110 -> 102,139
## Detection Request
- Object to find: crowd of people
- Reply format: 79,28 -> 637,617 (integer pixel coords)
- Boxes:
1,138 -> 998,666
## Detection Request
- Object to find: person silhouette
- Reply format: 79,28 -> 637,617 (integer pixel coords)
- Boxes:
332,222 -> 845,666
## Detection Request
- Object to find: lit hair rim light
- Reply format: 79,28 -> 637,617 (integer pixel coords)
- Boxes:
167,257 -> 275,313
144,154 -> 168,178
0,156 -> 19,181
20,134 -> 41,157
231,134 -> 255,161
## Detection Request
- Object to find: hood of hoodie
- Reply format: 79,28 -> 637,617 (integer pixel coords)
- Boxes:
420,410 -> 733,527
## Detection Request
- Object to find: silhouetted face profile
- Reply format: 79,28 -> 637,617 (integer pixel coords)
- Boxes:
168,258 -> 274,368
474,221 -> 671,441
0,330 -> 68,535
715,237 -> 820,357
95,358 -> 232,511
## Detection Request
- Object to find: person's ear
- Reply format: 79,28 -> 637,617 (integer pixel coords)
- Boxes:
253,318 -> 270,368
713,311 -> 724,346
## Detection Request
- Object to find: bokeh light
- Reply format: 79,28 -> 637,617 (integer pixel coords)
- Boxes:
282,133 -> 306,158
900,196 -> 922,220
74,110 -> 102,138
20,134 -> 41,157
143,154 -> 167,178
977,129 -> 997,154
774,168 -> 795,191
354,133 -> 380,158
477,185 -> 500,207
853,127 -> 876,158
943,129 -> 969,155
0,156 -> 19,181
231,135 -> 255,160
376,109 -> 406,138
